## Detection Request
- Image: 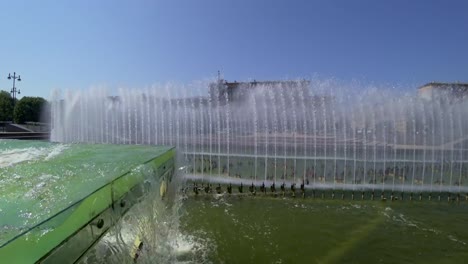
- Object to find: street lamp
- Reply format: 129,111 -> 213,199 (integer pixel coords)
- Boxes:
7,72 -> 21,108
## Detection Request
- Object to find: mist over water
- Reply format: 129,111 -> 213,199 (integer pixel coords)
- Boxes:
50,79 -> 468,193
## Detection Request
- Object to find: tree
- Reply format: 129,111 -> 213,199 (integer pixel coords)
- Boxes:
0,90 -> 14,121
13,96 -> 47,124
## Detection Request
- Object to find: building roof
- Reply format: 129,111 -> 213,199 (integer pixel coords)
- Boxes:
419,82 -> 468,90
224,79 -> 309,89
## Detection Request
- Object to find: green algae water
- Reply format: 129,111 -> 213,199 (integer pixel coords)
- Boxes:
179,195 -> 468,264
2,139 -> 468,263
0,139 -> 172,249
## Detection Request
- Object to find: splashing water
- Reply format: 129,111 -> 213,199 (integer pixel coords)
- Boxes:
0,142 -> 68,168
50,79 -> 468,194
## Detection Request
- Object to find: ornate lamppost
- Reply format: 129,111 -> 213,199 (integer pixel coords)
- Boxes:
7,72 -> 21,108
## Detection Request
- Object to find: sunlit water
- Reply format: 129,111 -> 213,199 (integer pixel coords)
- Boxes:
179,194 -> 468,264
2,139 -> 468,263
72,175 -> 468,264
7,79 -> 468,262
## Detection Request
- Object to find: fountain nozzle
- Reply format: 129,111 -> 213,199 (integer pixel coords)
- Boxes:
270,183 -> 276,193
204,184 -> 211,194
249,183 -> 256,195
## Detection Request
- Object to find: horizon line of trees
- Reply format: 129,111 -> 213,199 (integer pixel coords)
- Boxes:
0,90 -> 48,124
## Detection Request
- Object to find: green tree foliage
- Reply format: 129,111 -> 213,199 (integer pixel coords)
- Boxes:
13,96 -> 47,124
0,90 -> 14,121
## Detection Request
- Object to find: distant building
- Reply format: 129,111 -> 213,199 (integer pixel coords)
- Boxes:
418,82 -> 468,103
209,79 -> 311,103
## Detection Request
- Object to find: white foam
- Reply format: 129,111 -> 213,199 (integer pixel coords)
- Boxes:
44,144 -> 69,160
170,233 -> 197,255
448,235 -> 466,245
0,144 -> 68,168
23,174 -> 60,199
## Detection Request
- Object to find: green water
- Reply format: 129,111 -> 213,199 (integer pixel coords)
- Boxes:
180,195 -> 468,264
0,139 -> 171,246
2,139 -> 467,263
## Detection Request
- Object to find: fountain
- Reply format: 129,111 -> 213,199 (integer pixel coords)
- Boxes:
50,79 -> 468,199
3,78 -> 468,262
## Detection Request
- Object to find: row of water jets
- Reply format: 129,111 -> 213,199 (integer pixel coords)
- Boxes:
50,79 -> 468,194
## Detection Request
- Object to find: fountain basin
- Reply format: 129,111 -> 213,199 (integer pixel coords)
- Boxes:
0,140 -> 175,263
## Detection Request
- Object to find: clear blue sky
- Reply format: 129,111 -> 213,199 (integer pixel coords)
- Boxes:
1,0 -> 467,98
